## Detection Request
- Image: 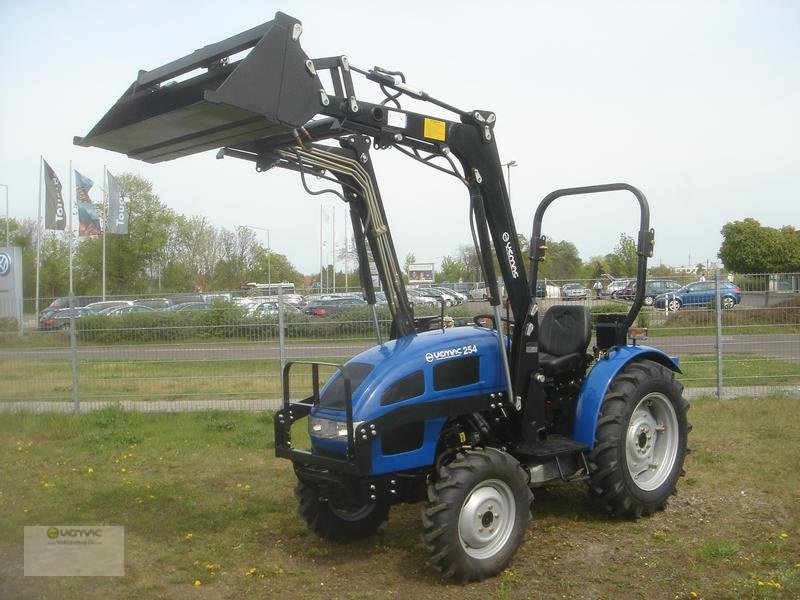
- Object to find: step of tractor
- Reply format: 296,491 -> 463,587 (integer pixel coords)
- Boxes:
510,435 -> 588,460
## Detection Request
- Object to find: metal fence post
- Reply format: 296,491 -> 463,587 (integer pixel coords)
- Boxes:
278,288 -> 286,399
69,293 -> 80,412
714,269 -> 723,399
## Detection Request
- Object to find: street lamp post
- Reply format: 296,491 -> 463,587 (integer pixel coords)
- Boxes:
0,184 -> 8,247
501,160 -> 518,200
240,224 -> 271,287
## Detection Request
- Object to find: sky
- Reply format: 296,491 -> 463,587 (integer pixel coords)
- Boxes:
1,0 -> 798,276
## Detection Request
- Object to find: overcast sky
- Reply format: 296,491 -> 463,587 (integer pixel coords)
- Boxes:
1,0 -> 798,276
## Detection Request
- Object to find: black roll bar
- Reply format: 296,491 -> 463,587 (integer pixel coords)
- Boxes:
529,183 -> 654,338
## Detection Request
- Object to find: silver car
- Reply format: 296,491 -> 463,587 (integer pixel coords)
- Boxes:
561,283 -> 588,300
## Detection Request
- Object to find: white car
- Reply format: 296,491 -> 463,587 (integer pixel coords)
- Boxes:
561,283 -> 588,300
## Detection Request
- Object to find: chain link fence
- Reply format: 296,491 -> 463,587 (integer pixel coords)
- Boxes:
1,273 -> 798,412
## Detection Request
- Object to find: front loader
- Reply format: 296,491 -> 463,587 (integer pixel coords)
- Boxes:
76,12 -> 689,583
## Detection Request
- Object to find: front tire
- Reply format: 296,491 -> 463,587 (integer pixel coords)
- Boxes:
667,298 -> 682,312
422,448 -> 532,582
295,480 -> 390,542
644,295 -> 655,306
589,360 -> 689,518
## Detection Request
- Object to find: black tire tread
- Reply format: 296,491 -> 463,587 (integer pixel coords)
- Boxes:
589,359 -> 690,519
295,480 -> 390,542
421,448 -> 532,583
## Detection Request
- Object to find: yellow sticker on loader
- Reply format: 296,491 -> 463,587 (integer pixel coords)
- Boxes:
423,118 -> 446,141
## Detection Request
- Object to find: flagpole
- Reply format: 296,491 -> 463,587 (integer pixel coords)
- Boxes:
35,156 -> 43,317
69,163 -> 74,299
332,206 -> 336,293
319,204 -> 323,293
69,163 -> 79,412
102,165 -> 107,300
344,209 -> 348,293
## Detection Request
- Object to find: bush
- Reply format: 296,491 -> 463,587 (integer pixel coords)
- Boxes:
0,317 -> 18,332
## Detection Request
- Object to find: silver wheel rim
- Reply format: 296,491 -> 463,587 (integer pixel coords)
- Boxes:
668,299 -> 681,311
458,479 -> 516,560
644,296 -> 654,306
722,297 -> 734,309
626,392 -> 679,491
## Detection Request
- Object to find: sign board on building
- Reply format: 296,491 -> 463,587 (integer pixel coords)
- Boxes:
0,246 -> 23,332
408,262 -> 435,283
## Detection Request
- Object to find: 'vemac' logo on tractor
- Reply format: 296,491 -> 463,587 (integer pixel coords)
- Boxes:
501,232 -> 519,279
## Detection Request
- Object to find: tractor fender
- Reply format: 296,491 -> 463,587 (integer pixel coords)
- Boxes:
572,345 -> 681,449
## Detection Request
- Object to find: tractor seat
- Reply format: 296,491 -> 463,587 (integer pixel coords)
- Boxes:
538,305 -> 592,375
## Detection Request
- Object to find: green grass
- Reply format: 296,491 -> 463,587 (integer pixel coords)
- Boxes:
0,397 -> 798,599
2,351 -> 797,404
0,358 -> 349,403
678,354 -> 800,387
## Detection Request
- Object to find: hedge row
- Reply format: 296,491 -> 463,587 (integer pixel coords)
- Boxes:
75,303 -> 477,344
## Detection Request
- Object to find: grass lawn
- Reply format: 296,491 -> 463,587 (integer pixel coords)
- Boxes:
2,353 -> 797,404
1,397 -> 798,599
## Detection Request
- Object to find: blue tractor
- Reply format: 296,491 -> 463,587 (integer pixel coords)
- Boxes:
76,12 -> 690,582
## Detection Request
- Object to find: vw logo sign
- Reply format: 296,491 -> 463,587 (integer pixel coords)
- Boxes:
0,252 -> 10,277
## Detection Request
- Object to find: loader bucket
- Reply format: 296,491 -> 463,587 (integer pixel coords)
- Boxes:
74,12 -> 322,163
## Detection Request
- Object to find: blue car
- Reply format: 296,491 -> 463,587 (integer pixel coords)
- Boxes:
654,280 -> 742,311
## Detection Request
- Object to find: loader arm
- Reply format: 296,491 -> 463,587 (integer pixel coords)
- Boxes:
74,11 -> 542,425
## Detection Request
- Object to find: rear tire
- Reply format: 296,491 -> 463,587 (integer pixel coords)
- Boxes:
295,480 -> 390,542
422,448 -> 532,582
589,360 -> 689,518
722,296 -> 736,309
644,295 -> 655,306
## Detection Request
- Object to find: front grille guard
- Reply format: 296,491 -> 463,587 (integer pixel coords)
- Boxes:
275,360 -> 371,475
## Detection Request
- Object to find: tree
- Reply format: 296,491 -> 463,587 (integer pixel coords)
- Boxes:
538,240 -> 582,280
648,264 -> 676,277
213,226 -> 258,290
719,218 -> 800,273
583,255 -> 610,279
38,233 -> 69,299
75,173 -> 176,294
438,255 -> 471,283
605,233 -> 638,276
249,248 -> 303,286
163,215 -> 220,291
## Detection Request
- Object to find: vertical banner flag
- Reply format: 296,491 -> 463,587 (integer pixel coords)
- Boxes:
106,171 -> 128,234
75,170 -> 102,236
43,160 -> 66,230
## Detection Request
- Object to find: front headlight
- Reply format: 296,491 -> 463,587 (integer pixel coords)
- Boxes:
308,416 -> 361,440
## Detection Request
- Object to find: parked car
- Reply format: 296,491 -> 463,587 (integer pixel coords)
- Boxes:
469,283 -> 488,301
43,295 -> 102,311
621,279 -> 683,306
303,297 -> 368,316
38,307 -> 90,330
169,302 -> 210,312
561,282 -> 588,300
250,300 -> 301,316
415,287 -> 457,307
133,298 -> 172,310
100,305 -> 157,316
605,279 -> 634,298
406,289 -> 439,307
84,300 -> 135,314
654,281 -> 742,311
